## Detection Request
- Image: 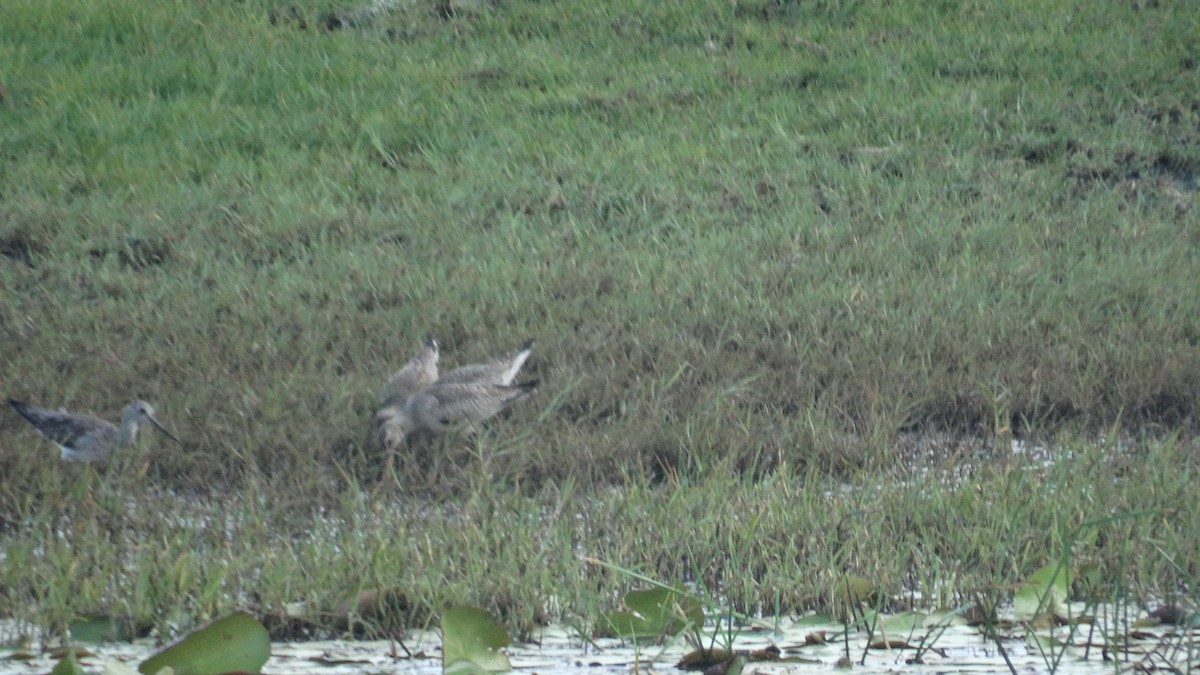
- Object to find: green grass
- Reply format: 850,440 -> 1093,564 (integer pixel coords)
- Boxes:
1,0 -> 1198,642
1,434 -> 1196,642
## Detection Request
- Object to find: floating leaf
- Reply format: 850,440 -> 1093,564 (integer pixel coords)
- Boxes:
1074,562 -> 1102,599
442,605 -> 511,675
881,611 -> 927,633
50,650 -> 85,675
855,610 -> 881,631
832,576 -> 877,618
924,609 -> 969,627
623,587 -> 704,631
1027,563 -> 1073,598
596,586 -> 703,640
139,611 -> 270,675
1013,562 -> 1072,620
594,610 -> 644,639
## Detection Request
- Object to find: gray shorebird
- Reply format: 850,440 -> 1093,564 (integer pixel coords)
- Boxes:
378,333 -> 440,409
435,338 -> 533,387
404,379 -> 537,438
8,399 -> 180,462
376,338 -> 537,451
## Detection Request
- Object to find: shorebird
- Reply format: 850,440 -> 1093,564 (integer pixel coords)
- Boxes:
404,379 -> 537,438
378,333 -> 440,409
435,338 -> 533,387
8,399 -> 180,462
375,338 -> 537,451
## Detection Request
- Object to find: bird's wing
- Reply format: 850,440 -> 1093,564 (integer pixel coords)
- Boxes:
379,345 -> 439,407
428,382 -> 537,427
9,401 -> 114,448
437,339 -> 533,386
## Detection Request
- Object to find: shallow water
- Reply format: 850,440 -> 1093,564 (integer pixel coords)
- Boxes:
3,612 -> 1195,674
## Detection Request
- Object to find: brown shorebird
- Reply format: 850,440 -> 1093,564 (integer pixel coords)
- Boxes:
376,338 -> 536,451
8,399 -> 180,462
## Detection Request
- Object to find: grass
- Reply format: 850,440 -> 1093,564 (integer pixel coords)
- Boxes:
1,434 -> 1196,643
1,0 -> 1198,648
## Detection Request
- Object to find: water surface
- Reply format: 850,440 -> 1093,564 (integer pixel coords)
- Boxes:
3,611 -> 1193,674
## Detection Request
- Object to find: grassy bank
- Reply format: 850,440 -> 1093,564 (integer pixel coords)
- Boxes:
1,432 -> 1196,641
1,0 -> 1198,637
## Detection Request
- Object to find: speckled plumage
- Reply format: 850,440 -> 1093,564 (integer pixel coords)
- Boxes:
435,339 -> 533,387
378,334 -> 440,409
406,380 -> 537,436
376,337 -> 537,450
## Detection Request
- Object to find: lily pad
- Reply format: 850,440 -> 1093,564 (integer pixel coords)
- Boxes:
1013,562 -> 1072,620
881,611 -> 928,633
50,650 -> 85,675
933,605 -> 975,626
442,605 -> 511,675
139,612 -> 270,675
835,576 -> 876,606
596,586 -> 704,640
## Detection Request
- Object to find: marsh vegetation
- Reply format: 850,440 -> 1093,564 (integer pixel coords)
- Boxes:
1,0 -> 1198,669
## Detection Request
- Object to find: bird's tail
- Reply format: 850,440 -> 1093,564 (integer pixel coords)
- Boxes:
507,380 -> 538,403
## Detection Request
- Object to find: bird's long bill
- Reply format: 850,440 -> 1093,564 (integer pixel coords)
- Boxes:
148,415 -> 182,444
